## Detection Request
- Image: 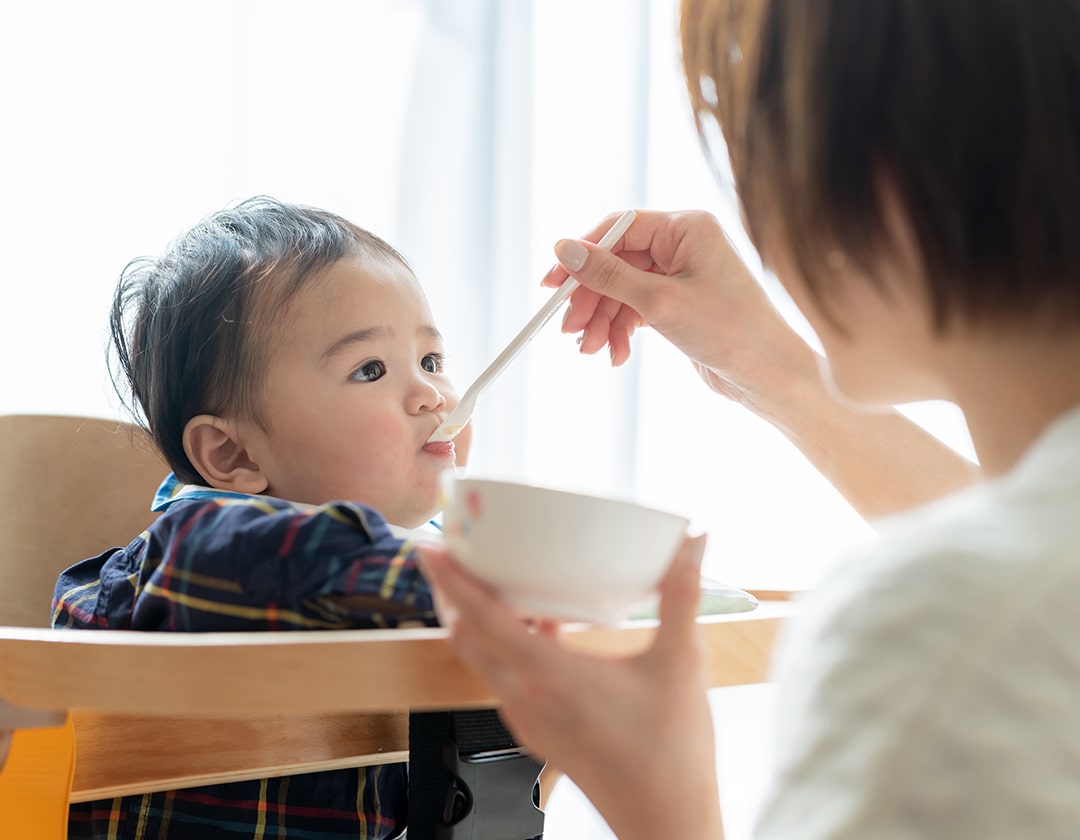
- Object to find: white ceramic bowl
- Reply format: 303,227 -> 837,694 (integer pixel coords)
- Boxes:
440,475 -> 691,623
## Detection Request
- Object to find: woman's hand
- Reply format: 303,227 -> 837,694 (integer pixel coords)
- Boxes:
419,535 -> 725,840
544,209 -> 812,407
543,209 -> 977,519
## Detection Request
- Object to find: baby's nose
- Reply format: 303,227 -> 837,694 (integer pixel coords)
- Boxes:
414,380 -> 447,413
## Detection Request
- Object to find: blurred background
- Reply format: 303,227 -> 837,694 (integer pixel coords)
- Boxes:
0,2 -> 975,836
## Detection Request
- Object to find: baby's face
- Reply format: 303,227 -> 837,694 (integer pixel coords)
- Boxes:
236,255 -> 471,527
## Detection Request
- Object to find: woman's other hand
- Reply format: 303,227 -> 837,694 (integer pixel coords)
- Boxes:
418,535 -> 725,840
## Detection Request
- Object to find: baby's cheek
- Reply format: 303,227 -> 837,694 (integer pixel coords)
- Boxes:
365,414 -> 411,443
350,416 -> 414,472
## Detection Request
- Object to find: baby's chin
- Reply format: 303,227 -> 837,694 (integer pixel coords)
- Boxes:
392,510 -> 438,529
385,496 -> 442,529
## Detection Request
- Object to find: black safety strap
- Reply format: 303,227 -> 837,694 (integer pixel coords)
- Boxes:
408,708 -> 545,839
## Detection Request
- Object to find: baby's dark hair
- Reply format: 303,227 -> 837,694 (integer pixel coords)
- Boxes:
110,196 -> 409,485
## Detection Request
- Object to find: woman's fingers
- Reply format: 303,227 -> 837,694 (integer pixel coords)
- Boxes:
578,296 -> 625,355
541,210 -> 641,290
541,261 -> 571,290
650,534 -> 709,666
607,304 -> 645,366
555,238 -> 657,319
417,547 -> 565,698
562,286 -> 605,333
419,546 -> 507,632
545,211 -> 675,364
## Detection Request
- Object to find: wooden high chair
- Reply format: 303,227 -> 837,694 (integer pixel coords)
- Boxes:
0,414 -> 166,630
0,414 -> 796,837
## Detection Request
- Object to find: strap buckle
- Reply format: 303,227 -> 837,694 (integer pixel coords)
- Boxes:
439,744 -> 544,839
409,709 -> 545,839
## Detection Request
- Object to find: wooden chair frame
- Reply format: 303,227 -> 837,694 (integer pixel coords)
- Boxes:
1,606 -> 793,803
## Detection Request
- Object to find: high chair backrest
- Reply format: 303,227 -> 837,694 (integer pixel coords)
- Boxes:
0,414 -> 166,627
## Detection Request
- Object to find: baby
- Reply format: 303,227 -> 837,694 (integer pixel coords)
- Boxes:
52,196 -> 471,839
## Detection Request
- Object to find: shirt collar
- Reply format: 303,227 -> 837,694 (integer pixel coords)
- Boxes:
150,473 -> 260,512
150,472 -> 444,537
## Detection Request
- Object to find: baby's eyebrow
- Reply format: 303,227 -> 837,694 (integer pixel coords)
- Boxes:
320,327 -> 384,362
319,325 -> 443,362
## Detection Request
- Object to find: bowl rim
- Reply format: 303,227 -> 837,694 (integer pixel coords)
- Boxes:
441,473 -> 691,525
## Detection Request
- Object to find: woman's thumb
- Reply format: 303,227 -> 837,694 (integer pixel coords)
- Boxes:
655,534 -> 707,648
554,238 -> 646,311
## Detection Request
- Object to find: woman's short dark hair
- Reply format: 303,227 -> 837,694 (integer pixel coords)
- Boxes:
681,0 -> 1080,331
110,196 -> 409,484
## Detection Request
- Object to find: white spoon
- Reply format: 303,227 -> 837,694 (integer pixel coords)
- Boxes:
428,209 -> 637,443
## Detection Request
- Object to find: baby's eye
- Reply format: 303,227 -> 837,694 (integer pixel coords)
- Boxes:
421,353 -> 445,374
351,360 -> 386,382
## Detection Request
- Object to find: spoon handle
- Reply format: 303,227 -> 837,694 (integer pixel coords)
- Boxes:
428,209 -> 637,442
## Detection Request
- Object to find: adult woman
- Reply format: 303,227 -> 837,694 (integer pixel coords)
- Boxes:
422,0 -> 1080,837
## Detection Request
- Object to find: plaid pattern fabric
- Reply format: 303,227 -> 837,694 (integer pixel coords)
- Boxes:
53,482 -> 434,839
66,766 -> 406,840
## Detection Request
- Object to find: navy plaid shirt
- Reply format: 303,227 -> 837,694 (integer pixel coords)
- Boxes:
53,479 -> 436,839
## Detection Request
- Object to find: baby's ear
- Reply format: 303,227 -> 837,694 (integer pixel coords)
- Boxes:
183,415 -> 268,494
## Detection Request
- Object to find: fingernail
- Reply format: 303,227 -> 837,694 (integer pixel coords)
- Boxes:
555,239 -> 588,272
